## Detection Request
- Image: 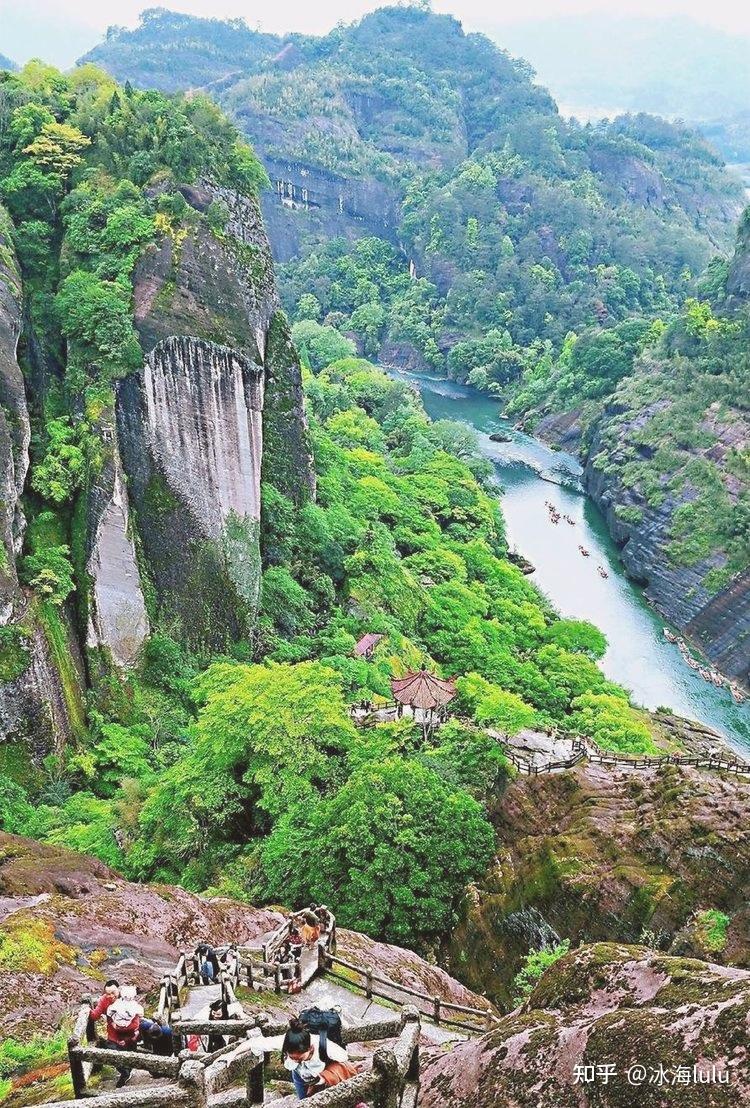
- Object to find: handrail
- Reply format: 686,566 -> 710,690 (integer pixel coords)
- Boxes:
321,952 -> 497,1030
494,733 -> 750,778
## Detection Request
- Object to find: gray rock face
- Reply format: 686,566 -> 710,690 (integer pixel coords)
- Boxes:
0,610 -> 84,755
85,413 -> 149,669
104,181 -> 313,652
585,428 -> 750,688
117,336 -> 264,648
142,337 -> 263,533
0,208 -> 30,621
260,156 -> 401,262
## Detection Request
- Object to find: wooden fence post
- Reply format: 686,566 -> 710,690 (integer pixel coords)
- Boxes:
246,1057 -> 264,1104
373,1046 -> 399,1108
274,964 -> 281,993
432,996 -> 441,1024
67,1039 -> 86,1099
366,968 -> 373,1000
403,1006 -> 420,1082
179,1059 -> 207,1108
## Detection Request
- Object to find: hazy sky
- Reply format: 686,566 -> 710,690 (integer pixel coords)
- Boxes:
2,0 -> 750,68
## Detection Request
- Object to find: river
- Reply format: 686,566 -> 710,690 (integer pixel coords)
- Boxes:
387,368 -> 750,753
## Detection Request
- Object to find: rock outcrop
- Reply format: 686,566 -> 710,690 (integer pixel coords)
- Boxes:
108,181 -> 313,651
0,210 -> 85,752
446,761 -> 750,1006
584,398 -> 749,688
0,206 -> 30,620
0,833 -> 488,1040
84,402 -> 149,670
421,942 -> 750,1107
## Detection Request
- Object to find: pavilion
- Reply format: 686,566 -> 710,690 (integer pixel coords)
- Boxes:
390,665 -> 456,736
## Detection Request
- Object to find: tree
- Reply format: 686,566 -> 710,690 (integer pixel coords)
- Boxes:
546,619 -> 607,659
262,757 -> 495,947
23,122 -> 91,179
132,661 -> 357,877
291,320 -> 356,370
31,418 -> 87,504
296,293 -> 322,322
456,673 -> 538,735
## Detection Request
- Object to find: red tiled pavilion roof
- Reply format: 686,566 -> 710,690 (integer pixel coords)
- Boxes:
390,668 -> 456,710
353,633 -> 384,658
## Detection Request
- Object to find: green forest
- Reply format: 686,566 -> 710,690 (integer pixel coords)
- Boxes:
0,9 -> 748,964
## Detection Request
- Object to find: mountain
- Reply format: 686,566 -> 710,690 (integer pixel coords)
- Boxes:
80,8 -> 744,375
0,55 -> 18,72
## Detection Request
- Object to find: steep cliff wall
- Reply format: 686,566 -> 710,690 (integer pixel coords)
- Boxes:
0,211 -> 85,753
0,207 -> 29,619
584,393 -> 749,688
260,155 -> 401,262
109,181 -> 313,651
446,760 -> 750,1007
83,403 -> 149,670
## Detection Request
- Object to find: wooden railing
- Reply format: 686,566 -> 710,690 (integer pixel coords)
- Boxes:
63,1008 -> 421,1108
495,734 -> 750,778
319,950 -> 498,1034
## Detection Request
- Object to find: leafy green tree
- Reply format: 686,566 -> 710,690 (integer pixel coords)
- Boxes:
21,545 -> 75,605
291,320 -> 356,370
23,122 -> 91,179
296,293 -> 322,322
545,619 -> 607,659
456,673 -> 538,735
262,757 -> 495,947
31,418 -> 87,504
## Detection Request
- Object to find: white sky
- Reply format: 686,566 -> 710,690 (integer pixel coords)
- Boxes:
1,0 -> 750,68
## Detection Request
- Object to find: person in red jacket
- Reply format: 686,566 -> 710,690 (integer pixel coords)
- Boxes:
90,981 -> 143,1086
89,979 -> 121,1041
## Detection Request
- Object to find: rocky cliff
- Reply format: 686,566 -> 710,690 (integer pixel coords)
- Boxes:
421,942 -> 750,1107
446,760 -> 750,1007
0,208 -> 29,620
584,380 -> 749,689
95,181 -> 314,653
0,210 -> 85,752
0,170 -> 315,747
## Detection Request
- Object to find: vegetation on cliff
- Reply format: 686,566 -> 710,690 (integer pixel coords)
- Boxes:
1,351 -> 662,950
81,8 -> 743,379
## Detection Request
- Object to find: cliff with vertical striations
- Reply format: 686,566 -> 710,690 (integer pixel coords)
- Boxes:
100,180 -> 314,652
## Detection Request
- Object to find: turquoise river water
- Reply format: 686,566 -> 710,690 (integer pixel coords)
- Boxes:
387,368 -> 750,753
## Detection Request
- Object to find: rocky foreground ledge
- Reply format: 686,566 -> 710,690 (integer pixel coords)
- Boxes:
0,833 -> 486,1040
420,942 -> 750,1107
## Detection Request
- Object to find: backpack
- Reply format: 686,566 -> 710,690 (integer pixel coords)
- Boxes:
299,1007 -> 343,1062
108,999 -> 142,1032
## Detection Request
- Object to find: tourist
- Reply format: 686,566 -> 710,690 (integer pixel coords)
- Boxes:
88,978 -> 120,1043
196,942 -> 221,983
275,939 -> 298,982
316,906 -> 332,935
244,1017 -> 357,1100
288,921 -> 303,952
300,912 -> 321,948
207,999 -> 232,1053
139,1020 -> 175,1056
99,985 -> 144,1087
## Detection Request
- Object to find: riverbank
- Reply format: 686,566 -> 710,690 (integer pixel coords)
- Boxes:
384,367 -> 750,753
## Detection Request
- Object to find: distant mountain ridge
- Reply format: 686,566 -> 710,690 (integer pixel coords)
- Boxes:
495,14 -> 750,165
